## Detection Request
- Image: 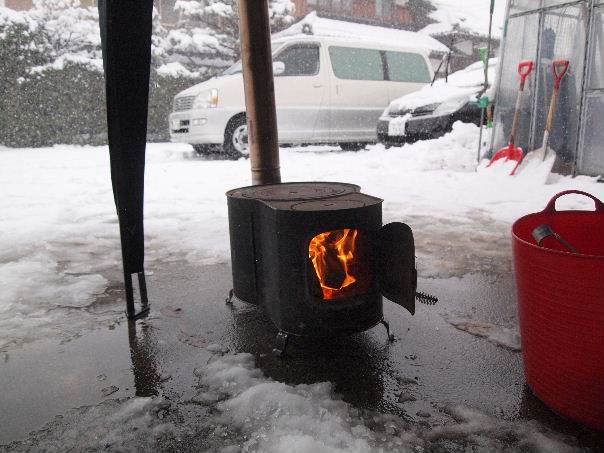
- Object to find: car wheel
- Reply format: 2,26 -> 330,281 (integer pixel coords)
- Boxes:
224,116 -> 249,156
339,142 -> 366,152
193,144 -> 213,156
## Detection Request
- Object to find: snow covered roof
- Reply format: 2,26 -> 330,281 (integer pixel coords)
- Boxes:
274,12 -> 449,54
420,0 -> 507,38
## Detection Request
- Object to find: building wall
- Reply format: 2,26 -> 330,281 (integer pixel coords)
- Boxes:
5,0 -> 33,10
294,0 -> 411,27
3,0 -> 179,25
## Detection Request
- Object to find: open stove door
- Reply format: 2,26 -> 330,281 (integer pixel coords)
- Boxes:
376,222 -> 417,315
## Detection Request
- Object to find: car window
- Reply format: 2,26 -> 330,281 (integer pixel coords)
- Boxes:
328,46 -> 384,81
385,51 -> 431,83
273,45 -> 320,76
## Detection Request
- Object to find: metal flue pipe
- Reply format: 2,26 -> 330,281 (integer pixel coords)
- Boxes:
238,0 -> 281,185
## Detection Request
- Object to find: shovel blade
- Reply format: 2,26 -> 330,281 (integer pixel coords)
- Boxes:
515,147 -> 556,183
486,144 -> 524,175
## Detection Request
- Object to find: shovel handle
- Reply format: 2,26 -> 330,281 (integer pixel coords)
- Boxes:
544,190 -> 604,213
509,61 -> 534,144
518,61 -> 534,90
545,60 -> 570,132
553,60 -> 570,90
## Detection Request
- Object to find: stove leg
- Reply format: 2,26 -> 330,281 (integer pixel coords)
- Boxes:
272,331 -> 290,358
225,289 -> 234,305
380,319 -> 395,342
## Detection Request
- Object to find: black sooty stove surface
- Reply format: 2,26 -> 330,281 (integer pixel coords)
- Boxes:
226,182 -> 419,355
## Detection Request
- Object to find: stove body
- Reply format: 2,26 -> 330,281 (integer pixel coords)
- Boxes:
226,182 -> 416,340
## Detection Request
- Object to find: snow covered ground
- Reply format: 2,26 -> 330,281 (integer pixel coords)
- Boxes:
2,122 -> 603,351
2,123 -> 602,451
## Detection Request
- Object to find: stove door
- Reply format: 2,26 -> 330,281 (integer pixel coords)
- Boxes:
376,222 -> 417,315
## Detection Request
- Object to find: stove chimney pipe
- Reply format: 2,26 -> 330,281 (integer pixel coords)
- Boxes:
238,0 -> 281,185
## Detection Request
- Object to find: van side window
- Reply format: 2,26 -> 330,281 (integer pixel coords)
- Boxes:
328,46 -> 384,81
385,51 -> 431,83
274,45 -> 320,76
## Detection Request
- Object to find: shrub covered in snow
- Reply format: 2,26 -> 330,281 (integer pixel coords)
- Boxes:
165,0 -> 294,76
0,0 -> 294,147
0,3 -> 198,146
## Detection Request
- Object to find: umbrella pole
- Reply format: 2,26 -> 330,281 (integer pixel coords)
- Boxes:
99,0 -> 153,319
238,0 -> 281,185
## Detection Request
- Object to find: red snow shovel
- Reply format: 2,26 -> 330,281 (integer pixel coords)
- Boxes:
486,61 -> 534,175
518,60 -> 570,174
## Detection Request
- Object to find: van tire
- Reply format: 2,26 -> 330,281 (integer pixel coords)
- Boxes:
193,144 -> 213,156
223,115 -> 248,156
339,142 -> 366,152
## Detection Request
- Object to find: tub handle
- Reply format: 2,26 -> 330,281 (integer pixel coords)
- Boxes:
544,190 -> 604,213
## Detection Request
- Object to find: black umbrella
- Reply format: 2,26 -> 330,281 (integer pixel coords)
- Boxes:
98,0 -> 153,319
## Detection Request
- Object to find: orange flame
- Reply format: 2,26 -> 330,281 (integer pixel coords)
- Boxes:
309,229 -> 359,300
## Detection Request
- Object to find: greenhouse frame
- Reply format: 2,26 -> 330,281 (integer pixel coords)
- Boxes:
490,0 -> 604,177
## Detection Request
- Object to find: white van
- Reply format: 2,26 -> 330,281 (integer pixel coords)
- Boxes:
169,35 -> 434,155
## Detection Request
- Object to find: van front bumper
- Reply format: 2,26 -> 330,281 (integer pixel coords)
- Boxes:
169,108 -> 240,145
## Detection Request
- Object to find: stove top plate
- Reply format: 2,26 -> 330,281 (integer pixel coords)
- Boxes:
229,182 -> 360,202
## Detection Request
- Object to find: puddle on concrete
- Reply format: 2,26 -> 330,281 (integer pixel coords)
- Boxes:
1,263 -> 602,451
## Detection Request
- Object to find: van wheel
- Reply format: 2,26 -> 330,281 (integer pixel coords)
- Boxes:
339,142 -> 366,152
224,116 -> 249,156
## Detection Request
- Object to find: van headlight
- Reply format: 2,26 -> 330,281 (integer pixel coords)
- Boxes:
433,97 -> 467,115
193,88 -> 219,109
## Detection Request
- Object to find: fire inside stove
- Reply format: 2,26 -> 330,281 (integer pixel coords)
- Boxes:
309,229 -> 371,300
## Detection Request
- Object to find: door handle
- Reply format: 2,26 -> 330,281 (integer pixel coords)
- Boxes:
313,83 -> 323,88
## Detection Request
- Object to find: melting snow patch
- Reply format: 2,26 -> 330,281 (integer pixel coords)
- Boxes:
0,397 -> 176,453
2,351 -> 584,452
191,353 -> 580,452
446,316 -> 521,351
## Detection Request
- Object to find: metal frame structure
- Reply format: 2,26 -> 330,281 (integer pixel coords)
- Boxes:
490,0 -> 603,176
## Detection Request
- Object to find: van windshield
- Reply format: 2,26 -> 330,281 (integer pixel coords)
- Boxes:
222,42 -> 285,76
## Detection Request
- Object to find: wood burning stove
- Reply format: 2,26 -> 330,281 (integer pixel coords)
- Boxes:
226,182 -> 426,355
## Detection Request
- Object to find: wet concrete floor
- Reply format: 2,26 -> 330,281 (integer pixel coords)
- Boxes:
1,262 -> 603,450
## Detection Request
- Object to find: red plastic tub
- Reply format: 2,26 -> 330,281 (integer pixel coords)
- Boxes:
512,190 -> 604,430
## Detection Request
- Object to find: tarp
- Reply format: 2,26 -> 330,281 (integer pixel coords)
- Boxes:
98,0 -> 153,317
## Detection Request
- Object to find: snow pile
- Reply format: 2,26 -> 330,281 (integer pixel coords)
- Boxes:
274,11 -> 449,54
388,58 -> 498,112
374,121 -> 484,172
446,316 -> 522,351
192,353 -> 585,452
2,350 -> 583,452
422,0 -> 507,38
